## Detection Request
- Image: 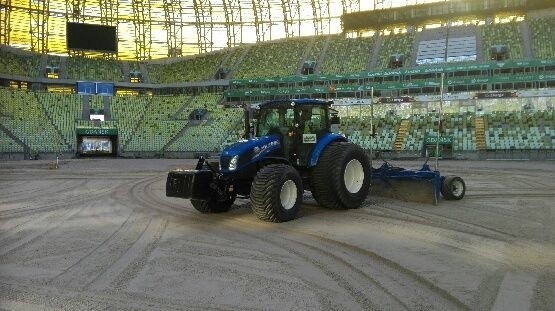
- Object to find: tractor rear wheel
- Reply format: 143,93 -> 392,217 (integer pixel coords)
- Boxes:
312,142 -> 371,209
250,164 -> 302,222
441,176 -> 465,200
191,196 -> 235,213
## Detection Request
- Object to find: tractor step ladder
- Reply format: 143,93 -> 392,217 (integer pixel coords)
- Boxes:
475,117 -> 486,150
394,119 -> 410,151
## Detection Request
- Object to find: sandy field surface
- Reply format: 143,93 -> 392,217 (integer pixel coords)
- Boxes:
0,158 -> 554,311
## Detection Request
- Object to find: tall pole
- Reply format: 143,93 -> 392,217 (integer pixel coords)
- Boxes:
370,87 -> 374,169
435,73 -> 445,171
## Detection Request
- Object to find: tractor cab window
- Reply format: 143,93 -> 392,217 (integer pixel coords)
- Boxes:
257,107 -> 295,137
298,106 -> 327,136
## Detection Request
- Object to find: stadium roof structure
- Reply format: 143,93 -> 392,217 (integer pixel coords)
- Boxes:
0,0 -> 503,60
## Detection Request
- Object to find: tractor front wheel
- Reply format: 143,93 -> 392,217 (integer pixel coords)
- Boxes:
250,164 -> 303,222
312,142 -> 371,209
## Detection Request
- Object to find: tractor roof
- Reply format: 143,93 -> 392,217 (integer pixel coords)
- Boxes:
258,98 -> 332,109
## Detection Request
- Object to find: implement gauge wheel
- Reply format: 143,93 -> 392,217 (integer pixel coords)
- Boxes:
441,176 -> 466,200
311,142 -> 371,209
250,164 -> 303,222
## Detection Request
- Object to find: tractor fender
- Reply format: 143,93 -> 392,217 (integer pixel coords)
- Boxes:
307,133 -> 348,168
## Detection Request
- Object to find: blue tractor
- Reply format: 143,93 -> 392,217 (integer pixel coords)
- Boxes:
166,99 -> 371,222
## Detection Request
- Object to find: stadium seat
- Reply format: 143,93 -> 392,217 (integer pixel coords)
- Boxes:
376,32 -> 415,69
0,49 -> 41,77
320,35 -> 375,74
233,37 -> 309,78
66,56 -> 124,81
147,51 -> 228,83
0,88 -> 69,153
481,22 -> 524,60
529,17 -> 555,59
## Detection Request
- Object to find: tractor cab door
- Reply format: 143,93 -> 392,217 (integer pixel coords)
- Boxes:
256,105 -> 296,159
292,105 -> 329,167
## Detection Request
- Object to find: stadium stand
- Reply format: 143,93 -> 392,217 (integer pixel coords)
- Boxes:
485,110 -> 554,150
305,36 -> 328,68
0,48 -> 40,77
66,56 -> 124,82
38,92 -> 82,150
220,46 -> 246,74
375,32 -> 416,69
0,130 -> 23,153
529,17 -> 555,59
0,88 -> 68,153
481,21 -> 524,60
233,37 -> 308,78
124,94 -> 192,152
110,95 -> 151,147
147,51 -> 227,83
319,35 -> 375,74
166,107 -> 243,152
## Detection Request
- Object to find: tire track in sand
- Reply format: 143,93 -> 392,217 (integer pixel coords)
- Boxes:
47,177 -> 160,290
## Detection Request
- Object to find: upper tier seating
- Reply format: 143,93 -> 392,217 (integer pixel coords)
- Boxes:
376,32 -> 416,69
233,37 -> 308,78
66,56 -> 124,82
320,36 -> 375,74
147,51 -> 227,83
0,49 -> 40,77
529,17 -> 555,59
481,22 -> 524,60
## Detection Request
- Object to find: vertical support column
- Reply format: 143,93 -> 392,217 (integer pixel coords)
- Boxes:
65,0 -> 85,57
193,0 -> 213,54
310,0 -> 331,35
341,0 -> 360,15
251,0 -> 271,42
99,0 -> 118,59
222,0 -> 242,47
132,0 -> 152,60
163,0 -> 183,57
0,0 -> 10,45
280,0 -> 293,37
65,0 -> 84,22
30,0 -> 49,53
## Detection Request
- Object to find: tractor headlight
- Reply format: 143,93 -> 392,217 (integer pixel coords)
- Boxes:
229,155 -> 239,171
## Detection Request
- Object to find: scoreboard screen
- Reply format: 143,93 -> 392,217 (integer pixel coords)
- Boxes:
80,137 -> 113,154
67,22 -> 117,53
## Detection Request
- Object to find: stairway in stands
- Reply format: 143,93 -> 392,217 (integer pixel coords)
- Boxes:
475,117 -> 486,150
394,119 -> 410,151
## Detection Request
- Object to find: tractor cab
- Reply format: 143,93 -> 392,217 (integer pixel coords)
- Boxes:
252,99 -> 338,167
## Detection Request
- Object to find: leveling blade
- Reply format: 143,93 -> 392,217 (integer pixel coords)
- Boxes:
370,162 -> 441,205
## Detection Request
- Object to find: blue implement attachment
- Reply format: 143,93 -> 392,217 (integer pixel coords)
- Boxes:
370,160 -> 464,205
